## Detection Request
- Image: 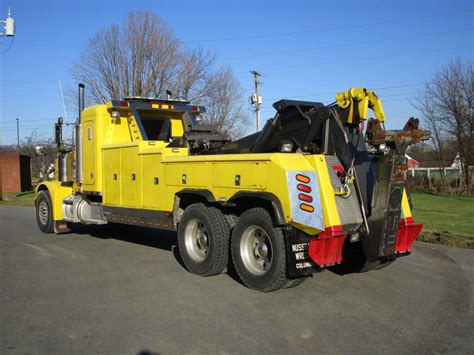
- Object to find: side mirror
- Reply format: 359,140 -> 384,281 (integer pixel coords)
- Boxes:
55,117 -> 63,148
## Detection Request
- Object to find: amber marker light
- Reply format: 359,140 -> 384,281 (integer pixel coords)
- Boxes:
296,174 -> 310,183
300,203 -> 314,213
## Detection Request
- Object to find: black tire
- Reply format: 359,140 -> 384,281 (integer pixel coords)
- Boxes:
334,240 -> 395,274
284,277 -> 309,289
359,259 -> 394,272
178,203 -> 230,277
231,208 -> 289,292
35,190 -> 54,233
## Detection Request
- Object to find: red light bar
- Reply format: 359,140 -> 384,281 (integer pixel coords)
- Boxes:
119,101 -> 129,107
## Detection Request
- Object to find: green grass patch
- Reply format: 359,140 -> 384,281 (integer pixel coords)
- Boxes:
411,192 -> 474,249
0,191 -> 35,206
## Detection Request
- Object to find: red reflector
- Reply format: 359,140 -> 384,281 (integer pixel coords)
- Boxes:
296,174 -> 310,183
300,203 -> 314,213
119,101 -> 128,107
297,184 -> 312,193
192,106 -> 199,111
159,104 -> 163,109
298,193 -> 313,203
163,211 -> 171,217
308,228 -> 346,267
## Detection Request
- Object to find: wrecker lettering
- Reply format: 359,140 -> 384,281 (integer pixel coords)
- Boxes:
33,84 -> 429,292
296,262 -> 312,269
291,243 -> 308,253
295,252 -> 305,261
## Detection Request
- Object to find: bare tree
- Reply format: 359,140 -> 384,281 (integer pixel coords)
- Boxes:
71,11 -> 249,137
413,58 -> 473,191
18,131 -> 56,181
413,89 -> 447,183
202,67 -> 249,138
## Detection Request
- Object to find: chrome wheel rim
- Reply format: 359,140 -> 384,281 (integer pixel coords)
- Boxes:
184,218 -> 209,262
240,225 -> 272,275
38,200 -> 49,225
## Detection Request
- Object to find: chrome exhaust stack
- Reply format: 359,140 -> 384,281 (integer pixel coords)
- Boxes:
75,83 -> 85,185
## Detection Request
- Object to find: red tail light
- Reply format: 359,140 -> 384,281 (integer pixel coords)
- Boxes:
298,193 -> 313,203
297,184 -> 312,193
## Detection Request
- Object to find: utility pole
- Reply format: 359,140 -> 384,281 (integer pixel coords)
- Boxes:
250,70 -> 262,132
16,118 -> 19,148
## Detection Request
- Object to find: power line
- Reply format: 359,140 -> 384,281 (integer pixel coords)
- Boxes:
260,96 -> 416,112
0,117 -> 74,128
1,125 -> 53,131
0,79 -> 73,87
248,45 -> 473,73
0,36 -> 15,54
9,9 -> 474,48
0,87 -> 423,127
0,90 -> 60,98
3,45 -> 466,100
219,28 -> 473,62
268,84 -> 425,101
185,9 -> 474,43
3,115 -> 68,123
14,42 -> 82,48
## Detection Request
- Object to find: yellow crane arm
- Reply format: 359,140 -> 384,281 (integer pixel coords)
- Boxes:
335,88 -> 386,124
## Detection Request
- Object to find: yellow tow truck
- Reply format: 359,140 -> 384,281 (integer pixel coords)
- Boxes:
35,84 -> 429,291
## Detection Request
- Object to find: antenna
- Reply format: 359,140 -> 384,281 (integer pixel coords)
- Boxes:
58,81 -> 68,121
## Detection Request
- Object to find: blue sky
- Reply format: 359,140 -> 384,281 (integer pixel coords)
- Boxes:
0,0 -> 473,145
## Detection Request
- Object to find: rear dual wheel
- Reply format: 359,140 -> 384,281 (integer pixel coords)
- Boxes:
179,204 -> 307,291
231,208 -> 291,292
178,203 -> 230,277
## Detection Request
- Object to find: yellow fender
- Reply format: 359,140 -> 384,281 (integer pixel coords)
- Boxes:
35,181 -> 73,221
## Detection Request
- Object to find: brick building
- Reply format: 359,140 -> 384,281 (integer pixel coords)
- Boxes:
0,154 -> 32,194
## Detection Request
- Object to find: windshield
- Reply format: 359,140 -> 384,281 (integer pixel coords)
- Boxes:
135,109 -> 184,141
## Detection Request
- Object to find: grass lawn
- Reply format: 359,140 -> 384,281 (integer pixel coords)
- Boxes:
411,192 -> 474,248
0,191 -> 35,207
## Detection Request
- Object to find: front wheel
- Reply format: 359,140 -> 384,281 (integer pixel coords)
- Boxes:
231,208 -> 289,292
177,203 -> 230,277
35,190 -> 54,233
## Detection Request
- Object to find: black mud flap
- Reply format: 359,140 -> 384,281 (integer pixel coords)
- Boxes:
363,154 -> 405,260
284,227 -> 318,278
